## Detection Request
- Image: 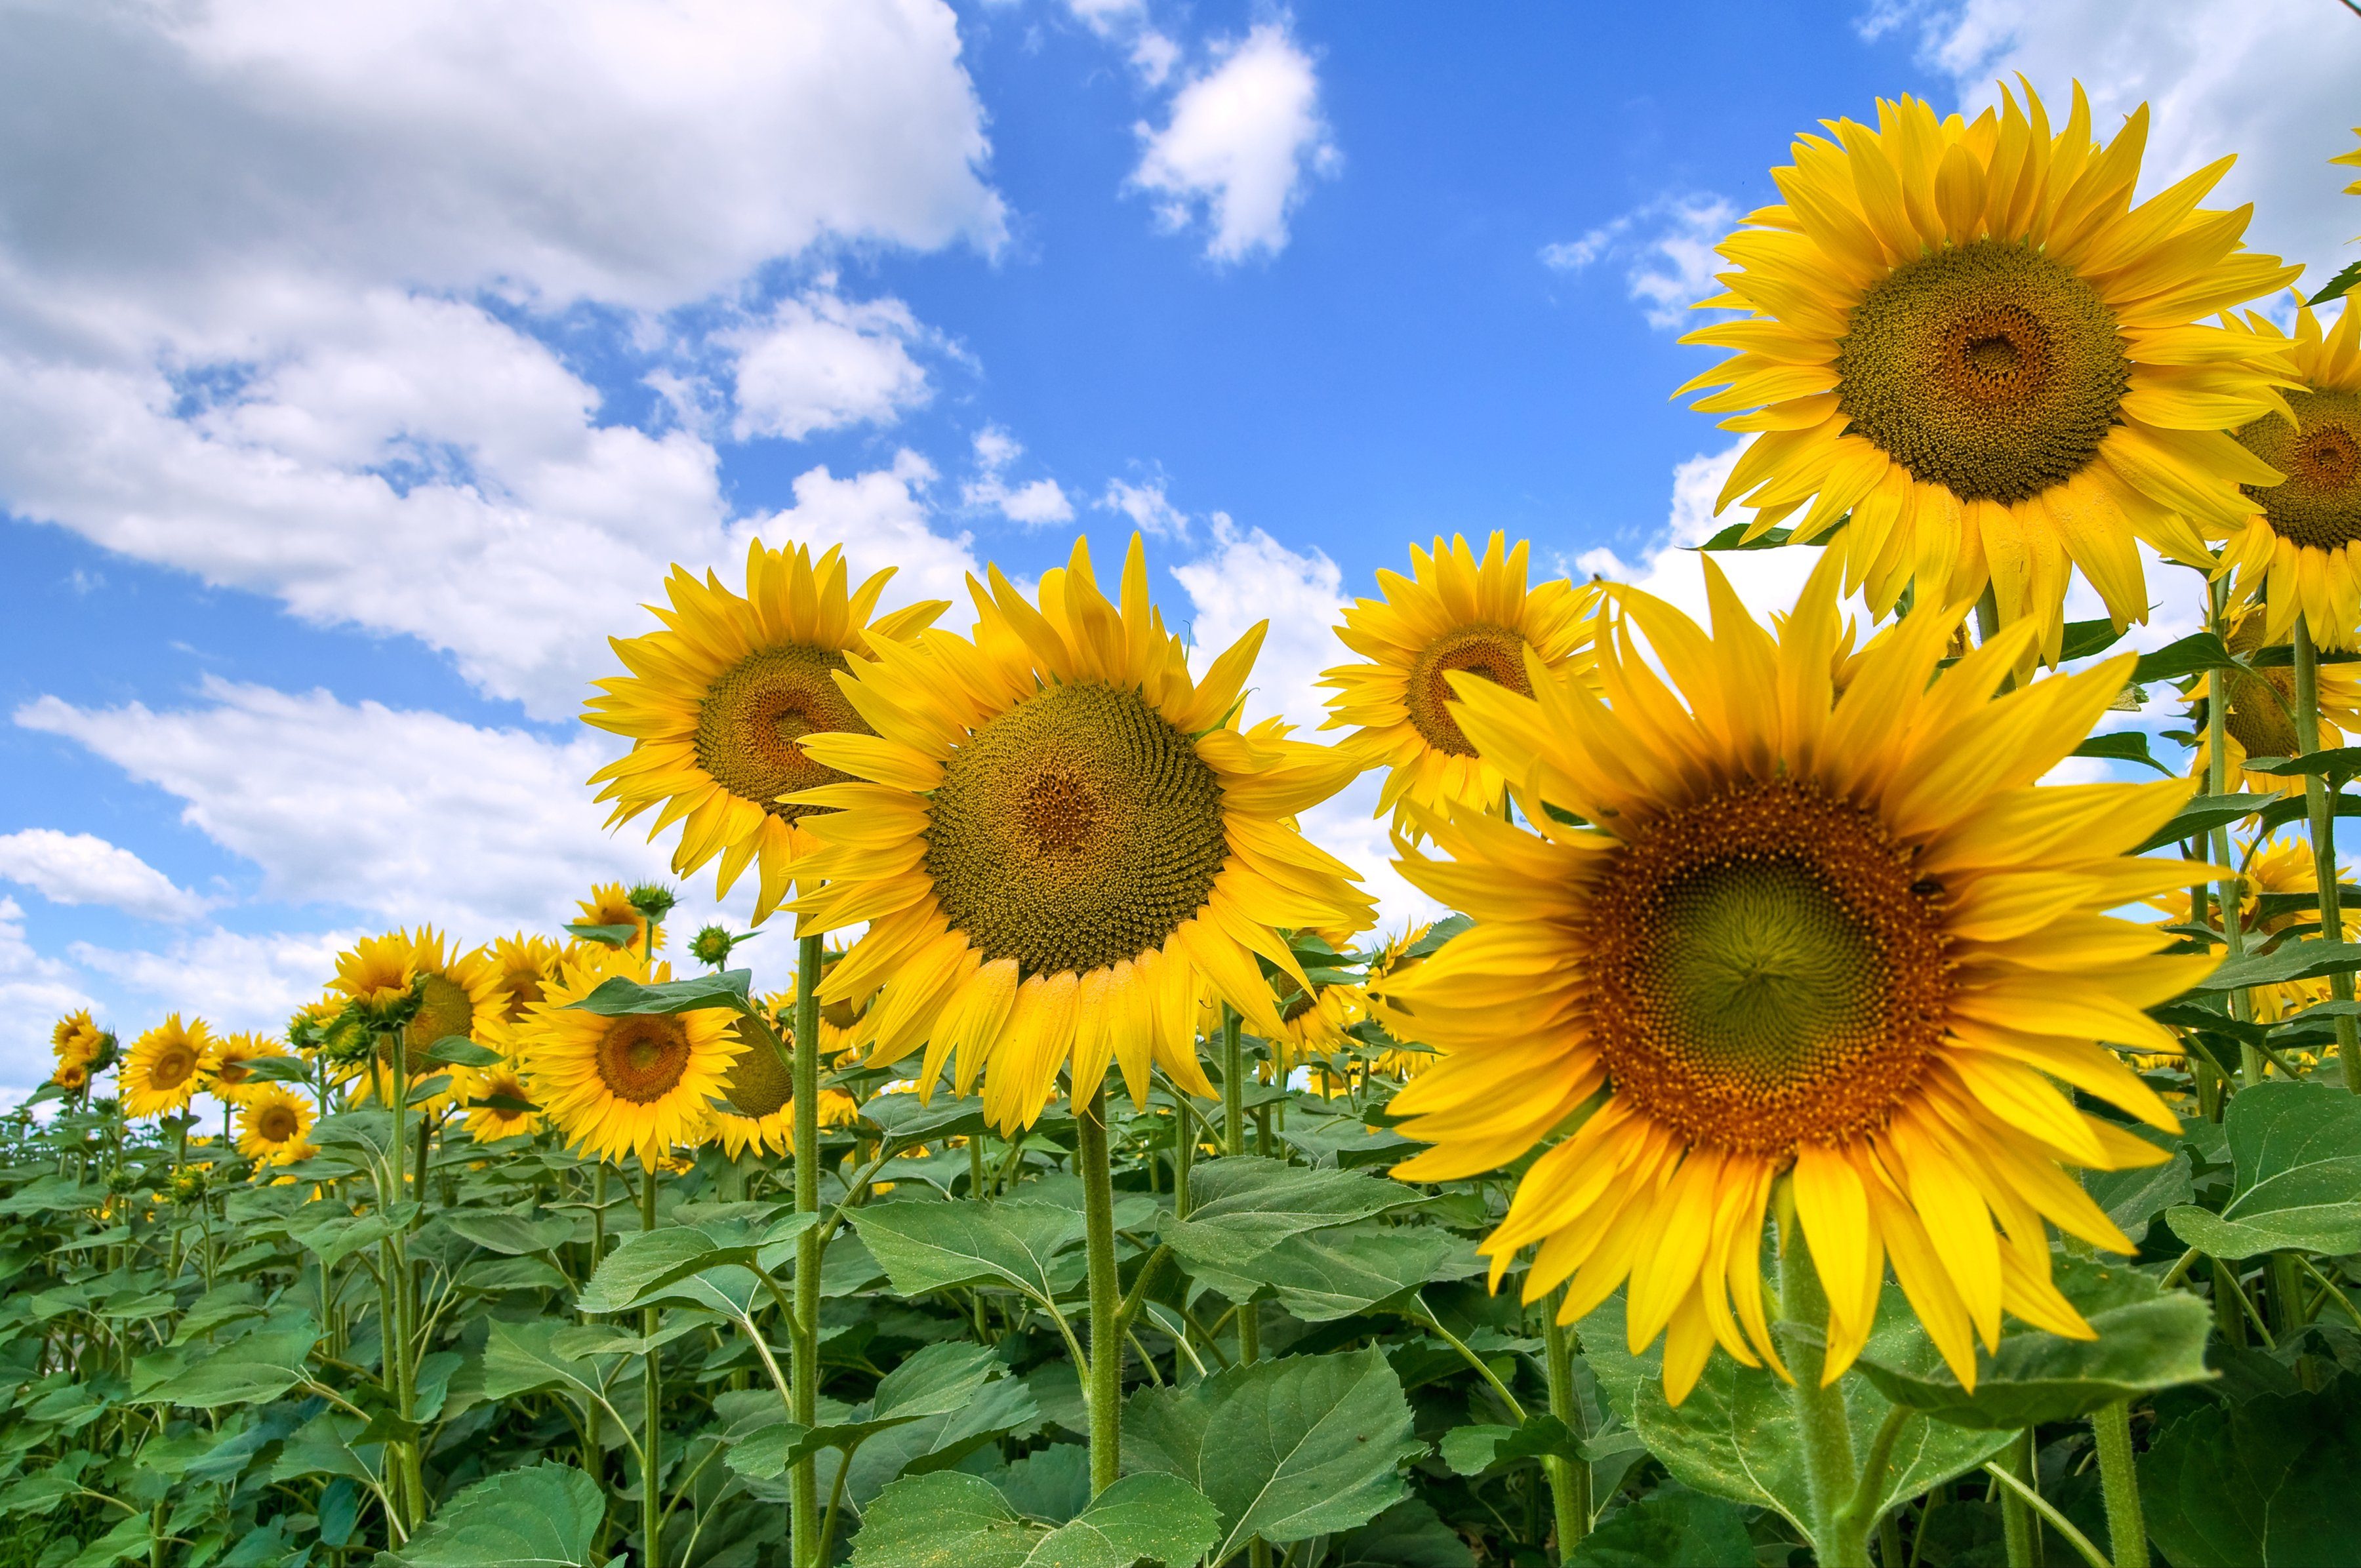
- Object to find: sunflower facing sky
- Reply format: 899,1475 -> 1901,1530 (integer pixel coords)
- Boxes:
123,1015 -> 218,1119
1379,554 -> 2207,1403
1680,83 -> 2301,662
584,540 -> 946,927
789,534 -> 1373,1131
1322,533 -> 1598,829
576,883 -> 664,954
481,934 -> 564,1022
519,945 -> 744,1165
2217,300 -> 2361,648
458,1030 -> 544,1143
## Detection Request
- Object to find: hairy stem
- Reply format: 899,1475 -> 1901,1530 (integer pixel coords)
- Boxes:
2089,1401 -> 2145,1568
1078,1086 -> 1123,1497
2291,616 -> 2361,1093
1540,1289 -> 1590,1564
1778,1215 -> 1867,1568
790,935 -> 823,1568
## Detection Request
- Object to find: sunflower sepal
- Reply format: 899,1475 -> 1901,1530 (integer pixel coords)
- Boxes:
565,969 -> 755,1017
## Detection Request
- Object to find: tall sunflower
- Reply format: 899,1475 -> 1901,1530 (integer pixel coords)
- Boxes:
2187,601 -> 2361,793
1322,533 -> 1599,828
2217,300 -> 2361,647
790,534 -> 1373,1131
210,1034 -> 289,1107
237,1087 -> 317,1169
458,1026 -> 544,1142
1380,554 -> 2206,1402
576,883 -> 664,954
123,1016 -> 219,1119
328,929 -> 502,1111
481,934 -> 564,1022
1680,83 -> 2299,661
52,1010 -> 104,1072
519,946 -> 743,1165
584,540 -> 946,926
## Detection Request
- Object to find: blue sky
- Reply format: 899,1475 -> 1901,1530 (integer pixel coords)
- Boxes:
1,0 -> 2356,1087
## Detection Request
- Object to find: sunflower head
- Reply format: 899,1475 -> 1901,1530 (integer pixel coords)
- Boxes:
518,945 -> 743,1165
211,1034 -> 289,1106
790,533 -> 1372,1131
237,1086 -> 317,1169
1383,553 -> 2204,1403
2185,599 -> 2361,792
2219,300 -> 2361,649
52,1010 -> 106,1071
482,935 -> 564,1022
584,540 -> 950,926
1322,533 -> 1600,830
331,932 -> 421,1020
329,930 -> 502,1111
123,1015 -> 220,1119
577,883 -> 662,954
1681,82 -> 2300,662
459,1031 -> 544,1142
53,1062 -> 90,1094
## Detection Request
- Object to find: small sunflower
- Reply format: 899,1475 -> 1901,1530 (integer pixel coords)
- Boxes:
330,931 -> 418,1013
237,1087 -> 317,1168
54,1062 -> 91,1094
331,930 -> 502,1112
1680,83 -> 2300,661
2217,300 -> 2361,647
123,1016 -> 220,1119
1362,921 -> 1436,1042
2187,605 -> 2361,794
1264,975 -> 1363,1075
2156,830 -> 2355,1026
52,1010 -> 104,1072
576,883 -> 663,954
584,540 -> 947,925
1382,554 -> 2206,1403
519,946 -> 744,1165
481,934 -> 564,1022
790,534 -> 1373,1131
459,1029 -> 544,1142
1322,533 -> 1600,828
210,1034 -> 289,1107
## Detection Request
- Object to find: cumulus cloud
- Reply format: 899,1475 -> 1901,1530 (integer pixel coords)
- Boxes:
0,830 -> 209,923
732,449 -> 984,609
1541,192 -> 1739,330
1057,0 -> 1180,85
1170,512 -> 1346,732
70,925 -> 362,1035
727,289 -> 933,442
1098,473 -> 1188,538
0,896 -> 96,1085
1130,20 -> 1341,262
960,427 -> 1076,525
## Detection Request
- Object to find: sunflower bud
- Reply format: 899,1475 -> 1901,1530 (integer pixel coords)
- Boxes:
626,881 -> 679,928
690,924 -> 740,968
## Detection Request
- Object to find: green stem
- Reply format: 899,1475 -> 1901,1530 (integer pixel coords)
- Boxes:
2291,616 -> 2361,1093
2089,1401 -> 2145,1568
641,1161 -> 664,1568
1221,1008 -> 1245,1159
1999,1430 -> 2044,1568
1077,1086 -> 1123,1498
1540,1290 -> 1589,1564
790,935 -> 824,1568
1416,1293 -> 1523,1422
2204,588 -> 2263,1084
1778,1212 -> 1867,1567
1988,1458 -> 2107,1568
1880,1512 -> 1908,1568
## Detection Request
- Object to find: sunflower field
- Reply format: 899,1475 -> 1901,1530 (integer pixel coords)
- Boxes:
12,83 -> 2361,1568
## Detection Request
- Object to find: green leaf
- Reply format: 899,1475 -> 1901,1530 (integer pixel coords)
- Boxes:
238,1055 -> 313,1083
2133,632 -> 2240,684
2141,1375 -> 2361,1567
2084,1149 -> 2194,1245
851,1199 -> 1085,1305
2134,792 -> 2267,854
420,1035 -> 502,1068
376,1462 -> 604,1567
2309,256 -> 2361,308
2071,730 -> 2176,776
479,1317 -> 624,1411
131,1319 -> 317,1408
847,1471 -> 1221,1568
285,1202 -> 419,1273
1851,1256 -> 2214,1427
441,1211 -> 575,1256
1332,1498 -> 1476,1567
1692,521 -> 1832,552
1163,1156 -> 1430,1277
2236,746 -> 2361,780
561,921 -> 639,946
2164,1080 -> 2361,1258
67,1510 -> 153,1568
312,1109 -> 398,1161
1182,1222 -> 1477,1322
862,1091 -> 991,1148
1568,1489 -> 1757,1568
2059,617 -> 2129,663
724,1342 -> 1018,1479
1581,1286 -> 2010,1552
1122,1347 -> 1423,1561
2193,939 -> 2361,994
565,968 -> 750,1015
575,1209 -> 815,1313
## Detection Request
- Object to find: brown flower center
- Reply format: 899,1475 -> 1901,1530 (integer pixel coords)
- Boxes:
695,645 -> 869,820
595,1016 -> 694,1105
257,1104 -> 300,1144
2237,389 -> 2361,552
1404,622 -> 1534,758
151,1045 -> 197,1090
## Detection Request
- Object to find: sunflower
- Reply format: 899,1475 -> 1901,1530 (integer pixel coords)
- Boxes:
584,540 -> 948,926
2339,127 -> 2361,207
210,1034 -> 289,1107
122,1016 -> 220,1119
790,533 -> 1373,1131
458,1029 -> 544,1142
2187,603 -> 2361,794
576,883 -> 664,954
52,1010 -> 104,1072
519,945 -> 744,1165
54,1062 -> 90,1094
2215,300 -> 2361,647
2155,830 -> 2354,1026
330,932 -> 417,1013
1680,83 -> 2300,662
237,1087 -> 317,1168
481,934 -> 564,1022
1381,553 -> 2207,1403
1322,533 -> 1600,828
331,930 -> 503,1112
1264,975 -> 1362,1074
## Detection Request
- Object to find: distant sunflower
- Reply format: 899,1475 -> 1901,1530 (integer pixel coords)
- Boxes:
331,930 -> 502,1112
2218,300 -> 2361,647
237,1087 -> 317,1168
330,931 -> 418,1013
481,934 -> 564,1022
459,1030 -> 544,1142
584,541 -> 946,926
1322,533 -> 1600,828
576,883 -> 663,954
1382,554 -> 2206,1402
1362,922 -> 1435,1043
123,1015 -> 219,1119
520,946 -> 743,1165
2155,830 -> 2354,1026
1264,975 -> 1362,1074
54,1062 -> 90,1094
791,534 -> 1373,1131
2187,604 -> 2361,794
210,1034 -> 289,1107
1681,83 -> 2299,660
52,1010 -> 103,1071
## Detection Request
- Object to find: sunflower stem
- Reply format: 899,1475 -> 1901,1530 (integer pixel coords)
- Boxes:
2204,593 -> 2262,1082
1999,1429 -> 2044,1568
1777,1213 -> 1867,1568
2291,616 -> 2361,1093
639,1161 -> 665,1567
1076,1085 -> 1123,1498
2089,1401 -> 2145,1568
790,934 -> 824,1568
1219,1009 -> 1261,1367
1539,1288 -> 1589,1564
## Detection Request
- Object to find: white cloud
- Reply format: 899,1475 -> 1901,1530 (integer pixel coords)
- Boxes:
1868,0 -> 2361,277
1059,0 -> 1179,85
1099,475 -> 1188,538
1171,512 -> 1346,732
0,830 -> 209,923
1541,192 -> 1738,330
0,896 -> 96,1085
731,449 -> 984,612
70,925 -> 361,1036
727,289 -> 933,442
960,426 -> 1076,525
1299,780 -> 1448,937
1130,21 -> 1341,262
1572,441 -> 1835,628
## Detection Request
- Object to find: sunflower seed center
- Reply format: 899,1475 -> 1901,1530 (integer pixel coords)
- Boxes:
1404,621 -> 1533,758
694,644 -> 868,820
2238,389 -> 2361,550
595,1016 -> 693,1105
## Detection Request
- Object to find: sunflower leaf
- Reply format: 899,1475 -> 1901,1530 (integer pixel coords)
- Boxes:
564,969 -> 752,1016
1568,1490 -> 1756,1568
421,1035 -> 502,1068
237,1055 -> 312,1084
846,1471 -> 1220,1568
2132,792 -> 2270,854
2192,939 -> 2361,994
575,1210 -> 817,1313
377,1461 -> 604,1568
850,1199 -> 1085,1306
2164,1081 -> 2361,1258
2141,1375 -> 2361,1567
2309,256 -> 2361,308
2131,632 -> 2241,684
2070,730 -> 2176,776
561,921 -> 640,948
2236,746 -> 2361,779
